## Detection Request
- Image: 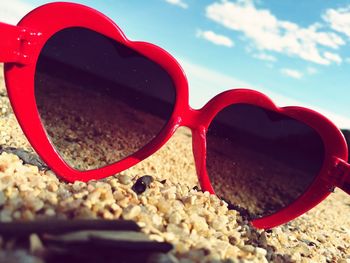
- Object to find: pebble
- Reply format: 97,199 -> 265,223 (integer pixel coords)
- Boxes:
156,198 -> 169,214
316,233 -> 327,243
242,244 -> 256,253
211,215 -> 228,231
47,182 -> 58,192
118,174 -> 132,185
190,214 -> 208,233
122,205 -> 141,220
255,247 -> 267,256
132,175 -> 154,194
169,212 -> 182,225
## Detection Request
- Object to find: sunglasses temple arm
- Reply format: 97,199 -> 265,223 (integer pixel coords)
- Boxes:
0,22 -> 39,64
337,160 -> 350,195
342,168 -> 350,195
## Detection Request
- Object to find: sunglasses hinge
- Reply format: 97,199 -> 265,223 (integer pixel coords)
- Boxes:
16,28 -> 43,65
330,157 -> 350,194
0,22 -> 42,65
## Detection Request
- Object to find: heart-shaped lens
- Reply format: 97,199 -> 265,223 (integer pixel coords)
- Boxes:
206,103 -> 325,218
35,27 -> 176,171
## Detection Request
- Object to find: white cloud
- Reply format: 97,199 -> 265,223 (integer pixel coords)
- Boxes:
306,67 -> 318,75
323,51 -> 342,64
252,53 -> 277,62
206,0 -> 345,65
280,68 -> 303,79
323,6 -> 350,38
196,30 -> 234,47
0,0 -> 34,24
165,0 -> 188,9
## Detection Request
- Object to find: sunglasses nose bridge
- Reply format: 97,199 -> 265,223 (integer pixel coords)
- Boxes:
180,107 -> 204,131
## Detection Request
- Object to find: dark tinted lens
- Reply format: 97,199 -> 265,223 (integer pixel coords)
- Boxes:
206,104 -> 325,218
35,27 -> 176,171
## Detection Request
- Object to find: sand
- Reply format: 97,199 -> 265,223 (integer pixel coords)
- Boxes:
0,63 -> 349,262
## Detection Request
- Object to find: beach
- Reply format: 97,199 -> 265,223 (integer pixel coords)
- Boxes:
0,64 -> 349,262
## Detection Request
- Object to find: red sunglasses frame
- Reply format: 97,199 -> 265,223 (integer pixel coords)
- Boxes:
0,2 -> 349,229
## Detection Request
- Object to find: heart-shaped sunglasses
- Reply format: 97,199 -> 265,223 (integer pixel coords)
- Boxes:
0,2 -> 349,229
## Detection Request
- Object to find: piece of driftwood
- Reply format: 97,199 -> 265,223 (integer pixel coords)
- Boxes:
0,219 -> 174,263
43,230 -> 173,252
0,219 -> 140,237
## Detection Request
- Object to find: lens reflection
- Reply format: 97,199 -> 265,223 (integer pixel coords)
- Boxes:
35,27 -> 176,171
206,104 -> 325,218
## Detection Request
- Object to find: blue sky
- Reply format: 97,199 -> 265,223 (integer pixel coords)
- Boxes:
1,0 -> 350,128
